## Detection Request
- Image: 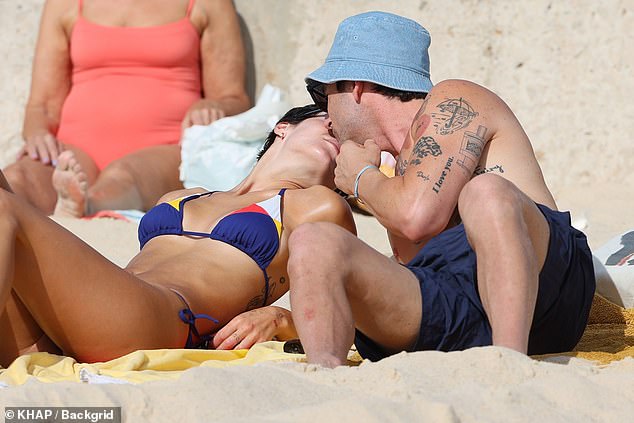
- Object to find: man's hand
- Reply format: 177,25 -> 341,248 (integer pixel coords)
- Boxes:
181,99 -> 227,128
212,306 -> 292,350
334,139 -> 381,195
18,132 -> 63,166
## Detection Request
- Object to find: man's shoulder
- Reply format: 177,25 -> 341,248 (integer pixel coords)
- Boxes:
429,79 -> 493,97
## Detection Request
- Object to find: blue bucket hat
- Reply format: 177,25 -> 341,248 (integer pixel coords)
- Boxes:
306,11 -> 432,93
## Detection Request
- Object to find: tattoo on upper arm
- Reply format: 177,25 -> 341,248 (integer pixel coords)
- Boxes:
416,171 -> 430,181
473,164 -> 505,176
396,157 -> 408,176
411,98 -> 430,140
432,156 -> 455,194
397,136 -> 442,176
412,136 -> 442,160
456,125 -> 488,175
431,98 -> 478,135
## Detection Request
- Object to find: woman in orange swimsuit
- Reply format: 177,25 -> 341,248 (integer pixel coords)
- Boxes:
3,0 -> 250,217
0,105 -> 354,366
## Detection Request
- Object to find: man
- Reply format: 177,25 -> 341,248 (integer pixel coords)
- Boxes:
288,11 -> 595,367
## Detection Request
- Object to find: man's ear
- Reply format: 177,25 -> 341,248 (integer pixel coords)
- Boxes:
273,122 -> 290,139
352,81 -> 366,104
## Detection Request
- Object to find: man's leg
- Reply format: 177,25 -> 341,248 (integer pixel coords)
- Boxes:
458,174 -> 550,353
288,222 -> 422,367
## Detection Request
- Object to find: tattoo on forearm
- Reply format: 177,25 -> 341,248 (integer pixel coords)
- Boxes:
473,164 -> 504,176
432,156 -> 455,194
456,125 -> 487,175
431,98 -> 478,135
416,171 -> 431,181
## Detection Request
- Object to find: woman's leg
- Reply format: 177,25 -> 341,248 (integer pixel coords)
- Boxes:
0,291 -> 61,366
53,145 -> 183,217
3,148 -> 99,215
0,186 -> 189,363
2,157 -> 57,213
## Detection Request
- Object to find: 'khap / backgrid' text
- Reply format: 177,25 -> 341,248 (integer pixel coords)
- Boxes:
4,407 -> 121,423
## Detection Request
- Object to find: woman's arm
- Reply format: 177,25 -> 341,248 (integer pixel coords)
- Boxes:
212,306 -> 296,350
182,0 -> 250,127
21,0 -> 74,165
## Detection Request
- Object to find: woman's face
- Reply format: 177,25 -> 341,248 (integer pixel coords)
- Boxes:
286,113 -> 339,159
283,113 -> 340,184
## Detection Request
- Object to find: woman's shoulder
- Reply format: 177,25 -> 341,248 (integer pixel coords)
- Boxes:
286,185 -> 344,205
157,187 -> 209,204
41,0 -> 80,32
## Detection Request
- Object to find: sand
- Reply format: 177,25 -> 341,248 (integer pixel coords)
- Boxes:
1,1 -> 633,422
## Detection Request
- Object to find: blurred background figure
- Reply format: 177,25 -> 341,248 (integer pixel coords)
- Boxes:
3,0 -> 250,217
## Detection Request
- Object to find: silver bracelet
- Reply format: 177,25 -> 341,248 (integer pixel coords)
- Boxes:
353,165 -> 379,198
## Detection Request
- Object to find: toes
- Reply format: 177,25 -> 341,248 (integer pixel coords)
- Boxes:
56,151 -> 75,170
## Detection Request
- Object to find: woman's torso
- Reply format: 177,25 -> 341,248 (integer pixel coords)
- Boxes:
56,0 -> 202,169
125,188 -> 313,327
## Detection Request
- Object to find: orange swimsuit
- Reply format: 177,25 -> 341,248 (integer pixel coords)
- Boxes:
56,0 -> 202,170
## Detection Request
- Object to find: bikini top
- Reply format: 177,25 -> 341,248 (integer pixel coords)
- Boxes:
138,189 -> 287,305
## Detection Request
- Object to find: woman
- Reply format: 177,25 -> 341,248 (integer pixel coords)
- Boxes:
0,105 -> 354,366
3,0 -> 250,217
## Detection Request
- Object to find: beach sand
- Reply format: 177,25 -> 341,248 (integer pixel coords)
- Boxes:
1,1 -> 633,421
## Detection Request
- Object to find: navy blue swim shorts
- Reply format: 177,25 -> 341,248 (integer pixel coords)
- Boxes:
354,204 -> 596,361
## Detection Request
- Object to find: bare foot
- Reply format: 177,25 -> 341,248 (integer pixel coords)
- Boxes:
53,151 -> 88,217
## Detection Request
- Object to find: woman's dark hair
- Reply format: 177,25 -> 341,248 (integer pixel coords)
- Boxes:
256,104 -> 323,161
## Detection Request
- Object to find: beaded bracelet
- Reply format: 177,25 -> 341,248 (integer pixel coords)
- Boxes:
353,165 -> 379,198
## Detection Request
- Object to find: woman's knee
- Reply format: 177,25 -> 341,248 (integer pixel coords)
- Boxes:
0,190 -> 19,228
98,160 -> 137,185
3,162 -> 31,193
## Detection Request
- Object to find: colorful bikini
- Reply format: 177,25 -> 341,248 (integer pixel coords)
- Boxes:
138,189 -> 286,348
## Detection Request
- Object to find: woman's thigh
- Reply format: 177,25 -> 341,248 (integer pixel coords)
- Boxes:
0,291 -> 60,367
3,190 -> 188,362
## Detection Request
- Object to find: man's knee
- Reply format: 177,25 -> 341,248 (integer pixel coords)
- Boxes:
288,222 -> 350,278
459,174 -> 524,221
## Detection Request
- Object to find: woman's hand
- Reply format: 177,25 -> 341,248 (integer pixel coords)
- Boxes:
212,306 -> 296,350
18,132 -> 64,166
181,99 -> 227,128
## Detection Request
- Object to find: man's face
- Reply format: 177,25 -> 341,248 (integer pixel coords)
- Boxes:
323,82 -> 365,144
306,80 -> 364,144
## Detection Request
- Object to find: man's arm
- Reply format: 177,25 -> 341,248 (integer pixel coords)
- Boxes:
344,80 -> 501,243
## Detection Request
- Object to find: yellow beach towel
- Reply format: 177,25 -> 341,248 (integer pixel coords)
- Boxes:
2,295 -> 631,386
0,341 -> 305,386
534,294 -> 634,364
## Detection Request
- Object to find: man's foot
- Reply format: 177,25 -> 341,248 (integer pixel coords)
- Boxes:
52,151 -> 88,217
